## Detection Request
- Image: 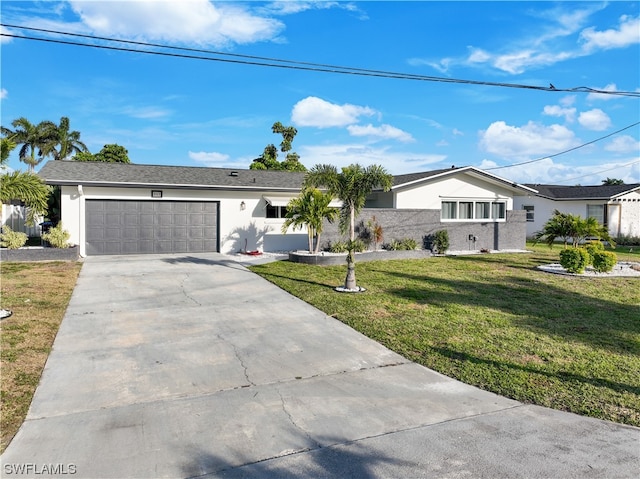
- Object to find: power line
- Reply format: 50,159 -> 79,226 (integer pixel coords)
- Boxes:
554,159 -> 640,185
2,23 -> 640,97
485,122 -> 640,171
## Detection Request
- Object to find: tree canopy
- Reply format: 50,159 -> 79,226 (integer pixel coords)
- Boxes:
304,163 -> 393,290
281,188 -> 338,254
73,144 -> 131,163
602,178 -> 624,186
250,122 -> 306,171
534,210 -> 615,248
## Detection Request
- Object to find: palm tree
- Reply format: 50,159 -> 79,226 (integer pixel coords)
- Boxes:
304,163 -> 393,290
281,188 -> 338,253
534,210 -> 615,248
1,117 -> 56,171
43,117 -> 88,161
0,171 -> 50,225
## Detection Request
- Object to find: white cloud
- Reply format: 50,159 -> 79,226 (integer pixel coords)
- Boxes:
291,96 -> 376,128
299,143 -> 446,174
578,109 -> 612,131
604,135 -> 640,153
479,121 -> 578,158
121,106 -> 172,120
346,124 -> 414,143
543,105 -> 576,123
188,151 -> 230,166
580,15 -> 640,51
586,83 -> 621,101
0,88 -> 7,100
0,25 -> 14,44
69,0 -> 284,47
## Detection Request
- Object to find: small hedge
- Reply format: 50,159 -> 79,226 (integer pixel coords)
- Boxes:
41,223 -> 71,248
559,248 -> 590,274
0,226 -> 28,249
384,238 -> 418,251
592,251 -> 618,273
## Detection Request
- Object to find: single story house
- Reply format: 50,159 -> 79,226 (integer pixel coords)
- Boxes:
36,161 -> 536,256
513,183 -> 640,239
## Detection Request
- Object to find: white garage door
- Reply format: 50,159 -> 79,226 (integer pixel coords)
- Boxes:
86,200 -> 219,255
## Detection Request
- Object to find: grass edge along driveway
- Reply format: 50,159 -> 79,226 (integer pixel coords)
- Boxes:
249,246 -> 640,428
0,261 -> 82,453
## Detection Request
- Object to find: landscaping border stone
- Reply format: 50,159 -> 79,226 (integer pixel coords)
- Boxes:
0,245 -> 80,262
288,249 -> 432,265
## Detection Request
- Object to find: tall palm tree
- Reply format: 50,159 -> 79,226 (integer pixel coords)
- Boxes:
0,171 -> 50,225
304,163 -> 393,290
1,117 -> 54,171
281,188 -> 338,253
42,116 -> 88,161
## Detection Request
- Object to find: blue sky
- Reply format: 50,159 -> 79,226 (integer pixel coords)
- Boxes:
1,1 -> 639,185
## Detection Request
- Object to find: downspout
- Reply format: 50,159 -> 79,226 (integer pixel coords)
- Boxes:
77,185 -> 86,258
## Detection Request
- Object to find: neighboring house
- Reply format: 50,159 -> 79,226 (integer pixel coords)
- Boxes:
513,183 -> 640,239
37,161 -> 536,256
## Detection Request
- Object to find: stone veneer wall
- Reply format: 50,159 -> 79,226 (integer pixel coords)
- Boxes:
319,208 -> 527,252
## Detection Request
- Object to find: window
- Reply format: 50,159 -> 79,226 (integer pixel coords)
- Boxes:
492,202 -> 506,219
523,205 -> 534,222
458,202 -> 473,219
441,200 -> 506,221
441,201 -> 457,219
475,202 -> 491,219
266,205 -> 288,219
587,204 -> 606,225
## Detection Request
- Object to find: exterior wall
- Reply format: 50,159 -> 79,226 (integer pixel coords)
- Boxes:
59,185 -> 308,256
318,208 -> 527,252
614,191 -> 640,237
514,193 -> 640,238
394,175 -> 514,210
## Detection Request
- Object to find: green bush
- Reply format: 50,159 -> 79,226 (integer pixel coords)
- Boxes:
384,239 -> 401,251
433,230 -> 449,254
0,226 -> 28,249
584,241 -> 605,264
349,238 -> 367,253
592,251 -> 618,273
41,223 -> 71,248
615,234 -> 640,246
327,240 -> 348,253
559,248 -> 590,274
400,238 -> 418,250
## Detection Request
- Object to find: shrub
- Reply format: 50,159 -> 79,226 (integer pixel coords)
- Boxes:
433,230 -> 449,254
327,240 -> 348,253
41,222 -> 71,248
384,239 -> 401,251
559,248 -> 590,274
584,241 -> 605,265
0,226 -> 28,249
349,238 -> 367,253
615,234 -> 640,247
592,251 -> 618,273
400,238 -> 418,250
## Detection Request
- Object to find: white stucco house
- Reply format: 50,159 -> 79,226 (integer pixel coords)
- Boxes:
513,183 -> 640,239
35,161 -> 536,256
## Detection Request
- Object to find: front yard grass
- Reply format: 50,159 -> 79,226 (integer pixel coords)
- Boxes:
250,244 -> 640,427
0,261 -> 82,453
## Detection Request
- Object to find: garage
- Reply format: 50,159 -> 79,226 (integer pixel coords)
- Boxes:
85,200 -> 219,255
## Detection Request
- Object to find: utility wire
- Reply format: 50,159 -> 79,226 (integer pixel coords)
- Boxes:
2,23 -> 640,97
554,159 -> 640,185
485,122 -> 640,171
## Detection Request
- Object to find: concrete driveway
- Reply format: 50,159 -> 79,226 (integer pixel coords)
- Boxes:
2,253 -> 638,478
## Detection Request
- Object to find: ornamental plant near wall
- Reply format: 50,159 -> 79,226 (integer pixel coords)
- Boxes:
0,226 -> 28,249
41,222 -> 71,248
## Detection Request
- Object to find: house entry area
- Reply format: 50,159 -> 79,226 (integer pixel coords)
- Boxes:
85,200 -> 219,255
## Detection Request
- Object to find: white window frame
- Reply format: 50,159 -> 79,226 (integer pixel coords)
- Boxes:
586,204 -> 606,225
523,205 -> 534,222
441,199 -> 507,222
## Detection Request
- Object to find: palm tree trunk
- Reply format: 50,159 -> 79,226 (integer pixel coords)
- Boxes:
344,203 -> 357,290
308,226 -> 314,253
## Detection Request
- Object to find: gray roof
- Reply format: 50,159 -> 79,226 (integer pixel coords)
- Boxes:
38,160 -> 306,191
524,183 -> 640,200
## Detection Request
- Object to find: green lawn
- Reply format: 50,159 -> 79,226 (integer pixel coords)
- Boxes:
249,244 -> 640,426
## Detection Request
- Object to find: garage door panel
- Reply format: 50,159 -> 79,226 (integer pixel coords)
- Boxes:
86,200 -> 218,255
